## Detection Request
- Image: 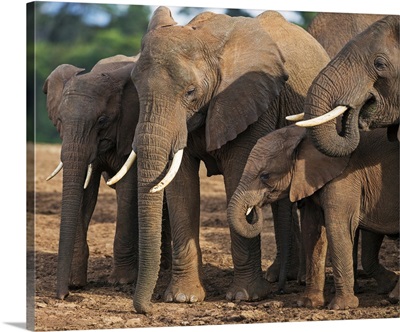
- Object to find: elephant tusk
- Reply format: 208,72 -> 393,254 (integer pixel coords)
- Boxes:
83,164 -> 93,189
46,162 -> 63,181
106,150 -> 137,186
296,105 -> 348,127
246,207 -> 253,216
150,149 -> 184,193
286,113 -> 304,121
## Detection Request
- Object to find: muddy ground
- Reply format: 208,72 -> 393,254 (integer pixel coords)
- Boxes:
28,143 -> 399,331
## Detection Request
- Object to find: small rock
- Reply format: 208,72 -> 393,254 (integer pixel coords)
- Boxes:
263,300 -> 284,309
125,317 -> 142,327
225,302 -> 236,309
102,316 -> 124,325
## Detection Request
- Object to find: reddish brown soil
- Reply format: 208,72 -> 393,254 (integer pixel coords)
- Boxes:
29,143 -> 399,331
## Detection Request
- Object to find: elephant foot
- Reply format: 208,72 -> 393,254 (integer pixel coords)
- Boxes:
328,294 -> 359,310
265,258 -> 301,283
69,268 -> 87,288
226,275 -> 270,302
375,270 -> 398,294
108,266 -> 137,284
265,259 -> 280,283
164,277 -> 206,303
388,277 -> 399,303
297,290 -> 325,308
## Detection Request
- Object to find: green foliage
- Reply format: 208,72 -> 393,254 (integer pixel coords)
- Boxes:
28,2 -> 150,143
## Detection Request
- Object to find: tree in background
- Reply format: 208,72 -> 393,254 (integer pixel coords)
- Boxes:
28,2 -> 150,143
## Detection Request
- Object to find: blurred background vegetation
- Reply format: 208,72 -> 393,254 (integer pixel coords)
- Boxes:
27,2 -> 316,143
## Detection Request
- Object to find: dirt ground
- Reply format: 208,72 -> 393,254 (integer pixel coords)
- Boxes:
28,143 -> 399,331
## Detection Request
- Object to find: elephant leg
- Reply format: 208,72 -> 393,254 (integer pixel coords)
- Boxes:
265,202 -> 281,283
388,277 -> 400,303
361,230 -> 398,294
324,203 -> 359,310
109,165 -> 139,284
163,153 -> 205,303
297,199 -> 327,308
352,228 -> 360,293
70,169 -> 101,287
265,202 -> 304,286
269,198 -> 301,293
223,165 -> 269,302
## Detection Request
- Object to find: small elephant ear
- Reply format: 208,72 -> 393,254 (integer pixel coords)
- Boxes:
205,17 -> 288,151
116,65 -> 140,157
290,137 -> 351,202
147,6 -> 177,31
102,62 -> 140,157
43,64 -> 85,126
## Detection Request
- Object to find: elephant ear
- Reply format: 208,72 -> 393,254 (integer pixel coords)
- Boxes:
147,6 -> 177,31
105,62 -> 140,157
205,17 -> 288,151
387,124 -> 400,142
290,137 -> 351,202
43,64 -> 85,126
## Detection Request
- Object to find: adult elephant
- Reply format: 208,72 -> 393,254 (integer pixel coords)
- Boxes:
296,11 -> 388,284
109,7 -> 329,313
307,12 -> 385,59
43,55 -> 171,300
228,126 -> 399,309
296,15 -> 400,157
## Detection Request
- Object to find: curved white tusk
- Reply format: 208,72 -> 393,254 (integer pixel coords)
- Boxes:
106,150 -> 137,186
286,113 -> 304,121
296,106 -> 348,127
83,164 -> 93,189
46,162 -> 63,181
150,149 -> 184,193
246,207 -> 253,216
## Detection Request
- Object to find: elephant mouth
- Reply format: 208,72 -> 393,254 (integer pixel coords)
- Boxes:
358,94 -> 378,130
245,206 -> 260,225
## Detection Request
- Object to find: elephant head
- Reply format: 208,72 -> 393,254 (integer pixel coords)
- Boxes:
228,125 -> 350,238
43,59 -> 139,299
297,15 -> 399,157
109,6 -> 289,313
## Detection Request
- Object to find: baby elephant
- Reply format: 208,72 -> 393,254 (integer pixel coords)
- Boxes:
228,126 -> 399,309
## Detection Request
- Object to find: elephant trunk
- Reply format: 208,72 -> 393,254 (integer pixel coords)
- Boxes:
304,59 -> 361,157
56,141 -> 90,299
133,115 -> 182,313
228,184 -> 264,239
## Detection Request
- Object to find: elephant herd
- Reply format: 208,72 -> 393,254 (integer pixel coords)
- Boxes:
43,8 -> 399,314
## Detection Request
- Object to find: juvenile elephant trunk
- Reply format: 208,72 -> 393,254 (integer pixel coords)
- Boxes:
228,186 -> 264,239
304,59 -> 361,157
56,142 -> 88,299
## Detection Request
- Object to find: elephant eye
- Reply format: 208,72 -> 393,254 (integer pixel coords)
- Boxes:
374,56 -> 388,71
97,115 -> 109,127
260,173 -> 270,184
185,86 -> 196,98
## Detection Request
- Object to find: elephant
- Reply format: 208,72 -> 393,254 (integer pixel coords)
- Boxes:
228,125 -> 399,309
294,15 -> 400,157
300,12 -> 389,283
43,55 -> 171,300
108,7 -> 330,313
306,12 -> 385,59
